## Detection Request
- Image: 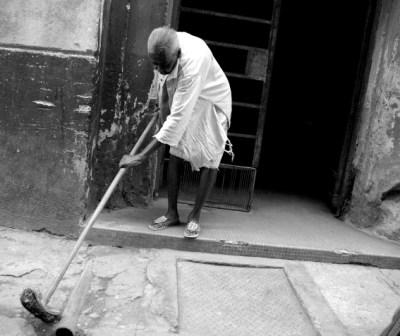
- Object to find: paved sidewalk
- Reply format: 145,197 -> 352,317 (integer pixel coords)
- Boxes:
1,226 -> 400,336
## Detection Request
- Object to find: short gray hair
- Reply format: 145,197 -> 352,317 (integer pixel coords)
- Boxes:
147,26 -> 179,57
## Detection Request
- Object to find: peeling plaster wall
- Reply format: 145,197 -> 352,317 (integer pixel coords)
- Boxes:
0,1 -> 106,235
92,0 -> 169,209
349,0 -> 400,241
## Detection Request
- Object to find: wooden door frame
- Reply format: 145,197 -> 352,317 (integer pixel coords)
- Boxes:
168,0 -> 181,29
153,0 -> 180,197
331,0 -> 380,216
253,0 -> 281,168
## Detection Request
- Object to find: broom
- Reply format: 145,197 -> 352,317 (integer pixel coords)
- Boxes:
20,112 -> 158,322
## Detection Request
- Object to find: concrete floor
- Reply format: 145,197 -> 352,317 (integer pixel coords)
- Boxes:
91,191 -> 400,268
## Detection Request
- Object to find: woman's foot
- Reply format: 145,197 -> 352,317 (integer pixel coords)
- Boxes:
149,214 -> 180,231
183,220 -> 200,239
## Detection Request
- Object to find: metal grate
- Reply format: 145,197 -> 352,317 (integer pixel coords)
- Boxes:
161,160 -> 256,211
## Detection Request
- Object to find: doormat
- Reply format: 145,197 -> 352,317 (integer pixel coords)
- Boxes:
177,261 -> 316,336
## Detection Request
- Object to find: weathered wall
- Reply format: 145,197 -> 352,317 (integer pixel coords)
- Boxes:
349,0 -> 400,241
1,0 -> 101,53
0,0 -> 106,235
92,0 -> 169,209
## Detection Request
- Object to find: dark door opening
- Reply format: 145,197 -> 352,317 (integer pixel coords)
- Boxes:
256,0 -> 374,205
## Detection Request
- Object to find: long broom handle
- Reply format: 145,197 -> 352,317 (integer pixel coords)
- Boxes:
44,113 -> 159,305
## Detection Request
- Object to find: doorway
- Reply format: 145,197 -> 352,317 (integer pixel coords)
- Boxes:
257,1 -> 375,208
92,0 -> 400,263
163,0 -> 376,213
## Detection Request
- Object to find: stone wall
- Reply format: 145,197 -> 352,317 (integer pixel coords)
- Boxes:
0,0 -> 106,235
349,0 -> 400,241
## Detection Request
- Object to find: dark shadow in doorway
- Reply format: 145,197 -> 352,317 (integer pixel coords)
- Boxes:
257,0 -> 373,205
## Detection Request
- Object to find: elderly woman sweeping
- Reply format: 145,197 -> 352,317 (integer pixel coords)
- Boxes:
119,26 -> 232,239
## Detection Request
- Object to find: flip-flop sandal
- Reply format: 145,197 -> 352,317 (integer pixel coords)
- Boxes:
148,215 -> 180,231
183,221 -> 200,239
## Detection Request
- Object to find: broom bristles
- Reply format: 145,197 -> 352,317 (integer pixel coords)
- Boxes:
20,288 -> 61,323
